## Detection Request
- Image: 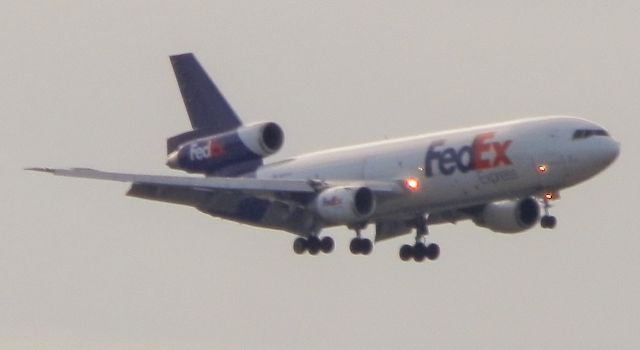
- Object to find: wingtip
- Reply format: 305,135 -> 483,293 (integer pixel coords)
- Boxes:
24,167 -> 55,173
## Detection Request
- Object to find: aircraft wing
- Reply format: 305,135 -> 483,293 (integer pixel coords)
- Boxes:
27,167 -> 402,192
26,167 -> 314,234
27,167 -> 317,193
28,167 -> 408,235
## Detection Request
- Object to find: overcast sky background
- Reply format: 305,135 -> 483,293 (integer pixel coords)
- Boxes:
2,1 -> 639,349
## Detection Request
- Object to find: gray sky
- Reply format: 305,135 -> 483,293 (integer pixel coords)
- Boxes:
2,1 -> 639,349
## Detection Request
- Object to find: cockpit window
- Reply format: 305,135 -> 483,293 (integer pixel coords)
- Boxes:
573,129 -> 609,140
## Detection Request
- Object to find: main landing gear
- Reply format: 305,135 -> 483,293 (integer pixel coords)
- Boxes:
540,196 -> 558,229
399,217 -> 440,262
349,227 -> 373,255
293,236 -> 334,255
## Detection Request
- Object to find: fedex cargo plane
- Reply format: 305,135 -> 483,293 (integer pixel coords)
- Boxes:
29,53 -> 620,262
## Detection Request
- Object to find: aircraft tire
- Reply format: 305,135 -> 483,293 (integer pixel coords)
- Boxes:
399,245 -> 413,261
308,236 -> 321,255
413,243 -> 427,262
361,239 -> 373,255
541,216 -> 549,228
426,243 -> 440,261
349,238 -> 361,255
320,237 -> 335,254
541,215 -> 557,229
293,237 -> 307,254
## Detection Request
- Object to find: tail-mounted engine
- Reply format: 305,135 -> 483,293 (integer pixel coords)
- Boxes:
313,186 -> 376,225
472,197 -> 540,233
167,122 -> 284,175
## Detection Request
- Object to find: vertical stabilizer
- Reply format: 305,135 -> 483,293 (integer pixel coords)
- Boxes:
168,53 -> 243,153
170,53 -> 241,131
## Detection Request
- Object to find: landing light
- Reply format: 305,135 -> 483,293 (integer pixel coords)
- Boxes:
537,164 -> 548,174
544,192 -> 554,200
404,177 -> 421,192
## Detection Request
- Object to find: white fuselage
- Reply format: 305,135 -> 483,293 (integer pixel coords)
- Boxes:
256,116 -> 619,220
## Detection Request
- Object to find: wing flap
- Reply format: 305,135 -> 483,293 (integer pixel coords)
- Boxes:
126,182 -> 214,207
126,182 -> 316,235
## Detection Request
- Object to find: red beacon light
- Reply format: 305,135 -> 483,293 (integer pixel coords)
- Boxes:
537,164 -> 548,174
404,177 -> 421,192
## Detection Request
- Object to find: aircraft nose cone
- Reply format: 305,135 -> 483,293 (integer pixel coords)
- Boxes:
606,139 -> 620,162
597,138 -> 620,168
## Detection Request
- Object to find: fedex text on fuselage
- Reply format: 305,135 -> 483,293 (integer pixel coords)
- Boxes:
425,132 -> 513,177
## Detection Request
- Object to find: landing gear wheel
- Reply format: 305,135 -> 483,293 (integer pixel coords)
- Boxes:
292,236 -> 334,255
549,216 -> 557,228
541,215 -> 557,229
307,236 -> 321,255
541,216 -> 549,228
413,243 -> 427,262
350,238 -> 373,255
349,238 -> 361,255
425,243 -> 440,261
361,239 -> 373,255
540,195 -> 558,229
398,242 -> 440,262
293,237 -> 307,255
398,215 -> 441,262
320,237 -> 335,254
399,245 -> 413,261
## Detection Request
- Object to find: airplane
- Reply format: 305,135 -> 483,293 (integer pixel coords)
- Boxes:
28,53 -> 620,262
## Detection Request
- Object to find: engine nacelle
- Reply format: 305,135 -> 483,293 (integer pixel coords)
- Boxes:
236,122 -> 284,157
473,197 -> 540,234
167,122 -> 284,175
314,186 -> 376,225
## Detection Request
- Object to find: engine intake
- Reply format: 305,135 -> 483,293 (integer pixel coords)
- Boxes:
473,197 -> 540,233
314,186 -> 376,224
237,122 -> 284,156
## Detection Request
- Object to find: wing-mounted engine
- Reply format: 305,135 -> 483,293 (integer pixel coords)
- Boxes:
313,186 -> 376,225
472,197 -> 540,233
167,122 -> 284,176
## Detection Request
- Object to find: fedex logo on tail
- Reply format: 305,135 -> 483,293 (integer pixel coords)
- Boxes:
425,132 -> 513,177
189,140 -> 226,161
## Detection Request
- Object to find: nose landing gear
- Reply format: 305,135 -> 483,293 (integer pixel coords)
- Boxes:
540,195 -> 558,229
540,215 -> 557,229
